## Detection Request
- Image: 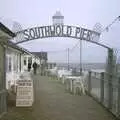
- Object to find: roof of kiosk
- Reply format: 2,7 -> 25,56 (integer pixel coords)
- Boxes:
0,22 -> 15,39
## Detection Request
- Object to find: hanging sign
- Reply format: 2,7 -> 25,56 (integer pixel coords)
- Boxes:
15,25 -> 100,44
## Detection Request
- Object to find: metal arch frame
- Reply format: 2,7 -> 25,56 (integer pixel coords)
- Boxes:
14,25 -> 112,48
15,35 -> 112,50
14,25 -> 114,77
14,24 -> 112,50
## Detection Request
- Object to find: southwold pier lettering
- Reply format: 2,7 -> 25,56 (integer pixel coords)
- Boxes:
16,25 -> 100,44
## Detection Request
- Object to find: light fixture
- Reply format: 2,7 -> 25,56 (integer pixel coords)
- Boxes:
105,27 -> 109,32
118,16 -> 120,21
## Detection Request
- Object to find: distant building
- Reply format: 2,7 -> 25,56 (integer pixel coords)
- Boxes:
47,62 -> 56,69
52,11 -> 64,25
31,52 -> 48,65
32,52 -> 48,75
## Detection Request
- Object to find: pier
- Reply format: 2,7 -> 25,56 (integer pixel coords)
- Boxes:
2,73 -> 115,120
0,5 -> 120,120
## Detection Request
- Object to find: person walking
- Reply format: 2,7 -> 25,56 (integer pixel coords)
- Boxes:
33,62 -> 37,74
28,62 -> 31,72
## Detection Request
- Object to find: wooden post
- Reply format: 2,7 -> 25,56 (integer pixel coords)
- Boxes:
88,71 -> 92,94
117,77 -> 120,113
100,72 -> 104,103
107,48 -> 114,109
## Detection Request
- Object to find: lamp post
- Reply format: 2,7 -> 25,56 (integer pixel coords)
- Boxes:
80,39 -> 82,75
67,48 -> 70,71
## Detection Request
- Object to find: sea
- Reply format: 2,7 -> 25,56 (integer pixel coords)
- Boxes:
56,63 -> 106,73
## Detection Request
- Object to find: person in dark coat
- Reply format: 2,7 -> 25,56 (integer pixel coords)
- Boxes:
33,62 -> 37,74
28,62 -> 31,72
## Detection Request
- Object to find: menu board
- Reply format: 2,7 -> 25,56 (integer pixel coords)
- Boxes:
16,79 -> 34,107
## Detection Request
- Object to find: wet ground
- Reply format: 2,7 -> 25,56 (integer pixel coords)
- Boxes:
1,74 -> 115,120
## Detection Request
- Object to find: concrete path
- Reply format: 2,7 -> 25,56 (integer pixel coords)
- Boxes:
2,74 -> 115,120
32,74 -> 115,120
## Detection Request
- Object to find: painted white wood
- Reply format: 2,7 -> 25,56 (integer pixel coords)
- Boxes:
6,48 -> 41,90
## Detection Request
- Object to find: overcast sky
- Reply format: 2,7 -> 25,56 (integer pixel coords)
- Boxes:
0,0 -> 120,63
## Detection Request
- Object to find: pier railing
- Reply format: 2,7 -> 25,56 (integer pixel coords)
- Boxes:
87,71 -> 120,117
